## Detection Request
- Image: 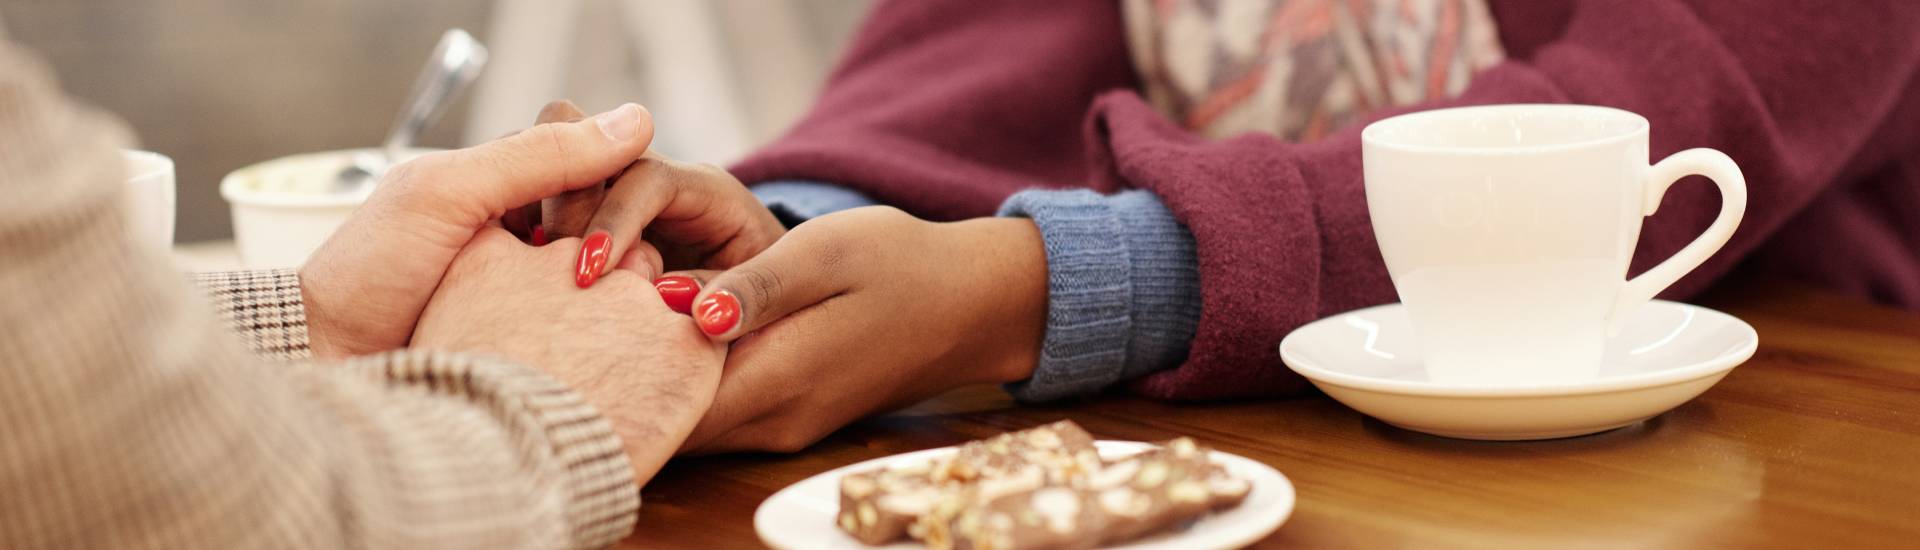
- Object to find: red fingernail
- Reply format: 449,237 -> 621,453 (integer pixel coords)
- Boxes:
695,291 -> 740,336
576,231 -> 611,288
654,276 -> 700,314
531,225 -> 548,246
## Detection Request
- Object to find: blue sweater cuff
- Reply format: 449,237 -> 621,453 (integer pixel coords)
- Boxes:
750,180 -> 879,226
997,189 -> 1201,402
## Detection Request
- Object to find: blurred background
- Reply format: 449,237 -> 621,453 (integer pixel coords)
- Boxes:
0,0 -> 871,243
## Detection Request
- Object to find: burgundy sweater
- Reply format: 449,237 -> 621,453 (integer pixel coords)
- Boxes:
731,0 -> 1920,400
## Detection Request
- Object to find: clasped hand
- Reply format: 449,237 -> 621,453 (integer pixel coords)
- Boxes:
487,101 -> 1049,455
297,99 -> 1048,482
514,102 -> 1050,455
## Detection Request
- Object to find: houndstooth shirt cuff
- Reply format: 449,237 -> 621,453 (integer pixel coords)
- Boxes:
191,269 -> 312,360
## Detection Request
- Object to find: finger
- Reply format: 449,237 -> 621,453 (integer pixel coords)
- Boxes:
572,157 -> 759,287
524,204 -> 547,245
413,102 -> 654,226
658,269 -> 721,285
654,237 -> 706,272
503,100 -> 586,242
685,229 -> 850,342
573,157 -> 786,288
536,99 -> 587,124
533,100 -> 610,239
612,239 -> 664,280
570,157 -> 678,288
651,269 -> 718,315
500,202 -> 534,241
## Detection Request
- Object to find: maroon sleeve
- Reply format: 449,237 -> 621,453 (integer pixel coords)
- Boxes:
729,0 -> 1136,220
732,0 -> 1920,400
1111,0 -> 1920,399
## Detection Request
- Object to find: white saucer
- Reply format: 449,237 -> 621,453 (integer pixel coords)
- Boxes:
1278,300 -> 1757,440
754,441 -> 1295,550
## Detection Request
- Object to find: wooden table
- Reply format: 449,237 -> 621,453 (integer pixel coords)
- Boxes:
625,281 -> 1920,548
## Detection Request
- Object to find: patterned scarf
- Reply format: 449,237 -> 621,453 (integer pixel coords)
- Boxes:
1123,0 -> 1505,142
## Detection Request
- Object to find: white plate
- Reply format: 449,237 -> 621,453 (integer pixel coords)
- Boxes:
1279,300 -> 1758,440
755,441 -> 1295,550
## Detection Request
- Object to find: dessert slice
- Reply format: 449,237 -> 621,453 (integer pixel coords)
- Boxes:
838,420 -> 1098,545
1085,437 -> 1247,544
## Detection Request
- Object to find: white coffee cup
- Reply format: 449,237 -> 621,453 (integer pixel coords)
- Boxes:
1361,104 -> 1746,386
121,150 -> 176,256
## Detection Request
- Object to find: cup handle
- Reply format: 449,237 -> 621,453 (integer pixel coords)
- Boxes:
1608,148 -> 1747,335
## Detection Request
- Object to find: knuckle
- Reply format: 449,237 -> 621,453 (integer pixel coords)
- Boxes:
864,205 -> 913,225
531,123 -> 573,180
690,161 -> 732,180
613,156 -> 670,191
595,268 -> 644,288
496,123 -> 570,184
537,100 -> 584,123
736,266 -> 785,314
381,152 -> 433,183
592,271 -> 655,303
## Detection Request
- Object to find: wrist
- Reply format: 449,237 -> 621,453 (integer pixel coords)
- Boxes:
950,217 -> 1047,385
297,264 -> 376,359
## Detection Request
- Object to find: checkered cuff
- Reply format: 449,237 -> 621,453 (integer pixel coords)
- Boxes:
340,350 -> 641,547
190,269 -> 312,360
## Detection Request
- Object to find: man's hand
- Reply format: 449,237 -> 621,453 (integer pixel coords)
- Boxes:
672,207 -> 1050,453
299,103 -> 655,358
410,226 -> 724,483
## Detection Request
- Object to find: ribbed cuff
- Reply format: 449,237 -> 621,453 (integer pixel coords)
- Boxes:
997,189 -> 1201,402
346,350 -> 641,549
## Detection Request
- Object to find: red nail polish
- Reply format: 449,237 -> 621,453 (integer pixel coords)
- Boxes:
531,225 -> 548,246
695,291 -> 740,336
654,276 -> 700,314
576,231 -> 611,288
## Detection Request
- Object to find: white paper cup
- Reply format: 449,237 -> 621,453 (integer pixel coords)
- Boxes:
121,150 -> 176,256
221,148 -> 435,268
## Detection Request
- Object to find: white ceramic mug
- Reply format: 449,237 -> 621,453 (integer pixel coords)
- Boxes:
121,150 -> 176,256
1361,104 -> 1746,386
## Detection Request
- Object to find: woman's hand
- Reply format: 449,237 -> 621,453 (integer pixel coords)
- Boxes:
672,207 -> 1049,453
299,103 -> 655,358
511,100 -> 786,292
410,225 -> 724,483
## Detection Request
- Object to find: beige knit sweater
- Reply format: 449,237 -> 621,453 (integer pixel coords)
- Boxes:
0,45 -> 638,548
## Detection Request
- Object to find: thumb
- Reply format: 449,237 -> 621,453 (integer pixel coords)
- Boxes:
408,102 -> 653,226
687,233 -> 847,342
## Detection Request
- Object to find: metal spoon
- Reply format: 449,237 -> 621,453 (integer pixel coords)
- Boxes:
332,28 -> 489,193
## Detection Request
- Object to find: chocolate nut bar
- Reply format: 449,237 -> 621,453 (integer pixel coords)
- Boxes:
840,421 -> 1098,545
839,464 -> 942,545
938,421 -> 1100,485
945,486 -> 1107,550
835,424 -> 1253,549
1082,437 -> 1231,544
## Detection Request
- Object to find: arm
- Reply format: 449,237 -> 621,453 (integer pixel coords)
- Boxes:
747,181 -> 1203,403
0,47 -> 634,548
730,0 -> 1137,220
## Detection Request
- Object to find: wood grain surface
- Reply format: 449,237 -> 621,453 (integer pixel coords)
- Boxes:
623,281 -> 1920,548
